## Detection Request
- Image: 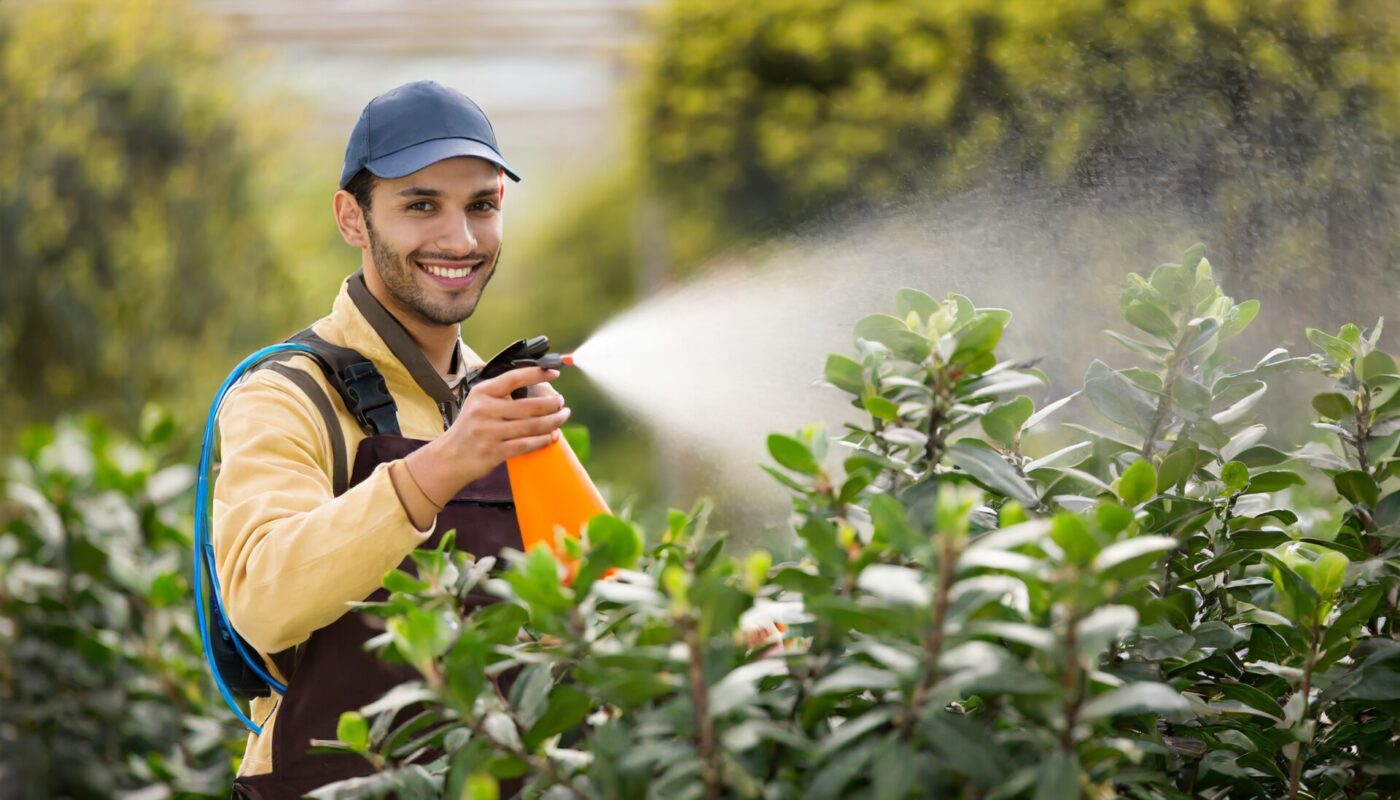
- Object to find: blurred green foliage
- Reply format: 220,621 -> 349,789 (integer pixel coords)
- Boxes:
636,0 -> 1398,287
0,412 -> 242,796
0,0 -> 341,445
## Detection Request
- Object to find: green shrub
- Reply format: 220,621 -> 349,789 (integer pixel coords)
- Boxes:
0,413 -> 242,796
308,245 -> 1398,799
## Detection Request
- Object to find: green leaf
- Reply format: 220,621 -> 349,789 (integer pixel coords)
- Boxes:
980,396 -> 1034,446
1359,350 -> 1398,382
1050,513 -> 1100,566
895,288 -> 940,322
862,394 -> 900,422
1220,299 -> 1260,339
1180,243 -> 1207,272
1322,641 -> 1400,703
1117,459 -> 1158,506
872,738 -> 918,800
921,712 -> 1008,788
1084,360 -> 1157,433
1171,377 -> 1211,413
522,685 -> 591,750
576,514 -> 644,595
1221,461 -> 1250,493
768,433 -> 821,475
1156,447 -> 1203,492
383,570 -> 430,595
1333,470 -> 1380,507
1104,329 -> 1171,360
825,354 -> 865,395
813,666 -> 899,695
1247,471 -> 1305,493
336,711 -> 370,752
855,314 -> 932,361
1321,585 -> 1385,653
1094,536 -> 1177,579
1033,752 -> 1081,800
465,774 -> 500,800
947,441 -> 1040,507
1311,392 -> 1354,420
1075,605 -> 1138,663
1263,551 -> 1320,626
1079,682 -> 1190,720
1123,299 -> 1177,340
952,313 -> 1005,365
1307,327 -> 1354,363
870,493 -> 921,554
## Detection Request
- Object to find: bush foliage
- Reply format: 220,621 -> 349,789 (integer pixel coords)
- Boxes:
0,413 -> 242,796
301,246 -> 1398,799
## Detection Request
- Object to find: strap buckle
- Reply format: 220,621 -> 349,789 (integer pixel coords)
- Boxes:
339,362 -> 399,435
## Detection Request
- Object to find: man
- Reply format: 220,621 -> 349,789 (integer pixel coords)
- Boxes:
213,81 -> 570,797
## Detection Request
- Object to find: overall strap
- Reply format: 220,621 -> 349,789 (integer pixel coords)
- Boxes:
264,362 -> 350,497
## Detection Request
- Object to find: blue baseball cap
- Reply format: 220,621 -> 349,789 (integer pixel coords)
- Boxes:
339,81 -> 521,189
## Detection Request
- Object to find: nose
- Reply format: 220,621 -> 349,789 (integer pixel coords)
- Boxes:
435,210 -> 478,256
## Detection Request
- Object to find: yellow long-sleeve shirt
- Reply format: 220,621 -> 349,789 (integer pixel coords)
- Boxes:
213,271 -> 482,777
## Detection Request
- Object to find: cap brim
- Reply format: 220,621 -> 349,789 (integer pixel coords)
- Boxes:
365,137 -> 521,183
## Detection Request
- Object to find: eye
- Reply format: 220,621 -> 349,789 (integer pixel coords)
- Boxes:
470,200 -> 499,213
406,201 -> 435,212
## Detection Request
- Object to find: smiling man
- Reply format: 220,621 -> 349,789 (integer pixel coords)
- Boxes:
213,81 -> 570,797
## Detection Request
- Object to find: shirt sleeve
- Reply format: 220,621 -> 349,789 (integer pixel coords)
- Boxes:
212,368 -> 434,655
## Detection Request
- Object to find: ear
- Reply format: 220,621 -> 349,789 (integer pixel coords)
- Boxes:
333,189 -> 370,248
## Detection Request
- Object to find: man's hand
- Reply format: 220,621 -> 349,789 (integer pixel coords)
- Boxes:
400,367 -> 568,512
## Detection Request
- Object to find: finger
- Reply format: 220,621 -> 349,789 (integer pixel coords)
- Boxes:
498,408 -> 570,439
473,367 -> 559,399
500,430 -> 560,459
499,394 -> 566,421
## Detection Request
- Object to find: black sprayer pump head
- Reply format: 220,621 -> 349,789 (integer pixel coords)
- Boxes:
466,335 -> 572,399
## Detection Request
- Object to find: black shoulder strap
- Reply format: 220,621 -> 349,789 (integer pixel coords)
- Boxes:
287,329 -> 402,438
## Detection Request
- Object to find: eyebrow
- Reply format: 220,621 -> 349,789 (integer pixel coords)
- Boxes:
395,186 -> 499,200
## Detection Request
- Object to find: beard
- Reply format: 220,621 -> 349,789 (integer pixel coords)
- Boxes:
367,218 -> 497,326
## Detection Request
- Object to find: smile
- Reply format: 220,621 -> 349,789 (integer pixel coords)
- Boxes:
416,259 -> 481,287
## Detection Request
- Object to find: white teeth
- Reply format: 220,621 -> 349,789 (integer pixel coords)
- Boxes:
422,263 -> 473,279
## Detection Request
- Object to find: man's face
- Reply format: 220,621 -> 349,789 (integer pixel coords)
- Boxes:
361,156 -> 504,326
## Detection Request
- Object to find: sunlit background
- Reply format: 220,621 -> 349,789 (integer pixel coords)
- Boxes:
0,0 -> 1394,794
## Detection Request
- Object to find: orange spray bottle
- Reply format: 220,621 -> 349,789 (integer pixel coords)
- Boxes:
466,338 -> 608,564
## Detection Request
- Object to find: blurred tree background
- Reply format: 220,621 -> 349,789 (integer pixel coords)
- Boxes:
632,0 -> 1398,299
0,0 -> 344,451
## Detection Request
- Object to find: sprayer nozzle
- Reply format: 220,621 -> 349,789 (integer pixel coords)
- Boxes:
511,353 -> 573,371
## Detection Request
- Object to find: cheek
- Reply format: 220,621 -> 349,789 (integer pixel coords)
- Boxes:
475,218 -> 504,251
379,219 -> 431,256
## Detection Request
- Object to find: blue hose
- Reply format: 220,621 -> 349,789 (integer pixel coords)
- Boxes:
194,343 -> 318,733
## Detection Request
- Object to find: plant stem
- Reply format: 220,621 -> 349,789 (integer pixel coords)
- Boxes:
1060,613 -> 1083,752
1286,621 -> 1321,800
923,366 -> 949,475
900,534 -> 956,740
684,617 -> 722,800
1143,315 -> 1194,458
